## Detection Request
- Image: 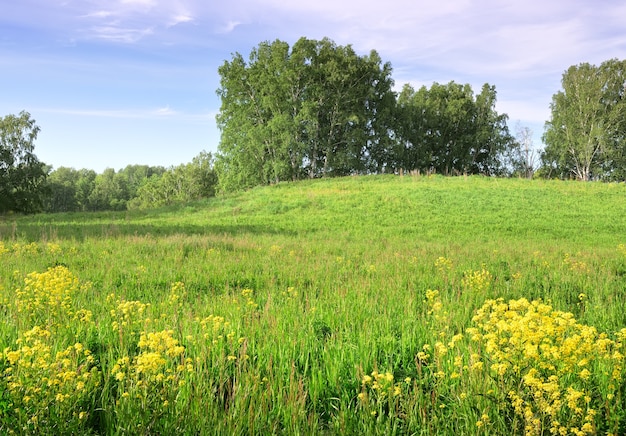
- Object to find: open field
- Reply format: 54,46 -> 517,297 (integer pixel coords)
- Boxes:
1,175 -> 626,435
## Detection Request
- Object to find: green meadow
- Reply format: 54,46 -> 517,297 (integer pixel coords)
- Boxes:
1,175 -> 626,435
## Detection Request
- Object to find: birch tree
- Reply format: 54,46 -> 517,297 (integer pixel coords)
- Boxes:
543,59 -> 626,180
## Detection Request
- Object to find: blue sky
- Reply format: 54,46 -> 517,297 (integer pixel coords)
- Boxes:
2,0 -> 625,173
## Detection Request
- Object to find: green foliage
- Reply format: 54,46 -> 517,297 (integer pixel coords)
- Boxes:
0,111 -> 47,214
216,37 -> 515,192
128,151 -> 217,209
215,37 -> 396,191
44,152 -> 217,212
543,59 -> 626,181
395,82 -> 513,175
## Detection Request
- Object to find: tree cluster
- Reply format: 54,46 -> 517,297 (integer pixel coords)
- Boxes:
216,38 -> 395,190
542,59 -> 626,181
2,40 -> 625,214
394,82 -> 512,175
215,37 -> 516,191
0,111 -> 47,213
44,152 -> 217,213
0,110 -> 217,214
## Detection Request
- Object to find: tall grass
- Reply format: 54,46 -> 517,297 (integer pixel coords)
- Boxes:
1,175 -> 625,434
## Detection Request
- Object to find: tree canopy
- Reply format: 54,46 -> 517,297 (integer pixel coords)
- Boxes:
215,37 -> 397,191
215,37 -> 515,191
43,152 -> 218,213
542,59 -> 626,181
0,111 -> 47,213
395,82 -> 512,176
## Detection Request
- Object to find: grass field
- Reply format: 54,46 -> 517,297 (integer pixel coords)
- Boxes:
1,174 -> 626,435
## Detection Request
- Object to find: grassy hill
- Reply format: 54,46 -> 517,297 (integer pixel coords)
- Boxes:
1,175 -> 626,434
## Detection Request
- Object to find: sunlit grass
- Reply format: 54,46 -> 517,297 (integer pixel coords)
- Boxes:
1,175 -> 626,434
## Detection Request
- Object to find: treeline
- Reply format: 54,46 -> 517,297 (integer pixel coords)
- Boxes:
44,151 -> 217,213
2,37 -> 625,214
216,38 -> 626,189
215,37 -> 520,191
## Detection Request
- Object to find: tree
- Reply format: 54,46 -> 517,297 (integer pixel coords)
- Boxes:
128,152 -> 218,209
45,167 -> 80,212
88,168 -> 126,211
542,59 -> 626,181
74,169 -> 97,211
394,82 -> 513,175
186,151 -> 218,198
508,124 -> 538,178
472,84 -> 514,176
0,111 -> 47,213
215,37 -> 396,191
216,40 -> 295,191
301,39 -> 392,177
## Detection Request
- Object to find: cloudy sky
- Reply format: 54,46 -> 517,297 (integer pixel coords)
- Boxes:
2,0 -> 625,172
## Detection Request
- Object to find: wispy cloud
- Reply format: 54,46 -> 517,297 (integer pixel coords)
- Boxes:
69,0 -> 202,43
120,0 -> 156,6
221,0 -> 623,80
88,25 -> 154,43
81,10 -> 114,19
216,20 -> 241,34
38,107 -> 170,119
167,13 -> 193,27
153,106 -> 176,116
34,106 -> 215,122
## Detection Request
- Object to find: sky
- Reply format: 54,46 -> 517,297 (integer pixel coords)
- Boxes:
2,0 -> 625,173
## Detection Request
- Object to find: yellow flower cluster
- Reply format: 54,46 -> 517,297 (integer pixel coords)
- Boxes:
10,242 -> 40,256
241,288 -> 258,310
424,289 -> 450,330
110,328 -> 194,432
281,286 -> 298,301
13,266 -> 83,325
109,294 -> 151,338
425,289 -> 443,316
138,330 -> 186,360
168,281 -> 186,308
2,326 -> 100,433
199,314 -> 229,336
563,253 -> 590,274
45,242 -> 62,255
358,370 -> 410,418
434,256 -> 453,273
196,314 -> 247,364
461,266 -> 492,293
112,328 -> 190,416
468,298 -> 625,435
112,329 -> 187,383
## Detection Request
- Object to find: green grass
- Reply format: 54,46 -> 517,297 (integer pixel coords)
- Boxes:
1,174 -> 626,434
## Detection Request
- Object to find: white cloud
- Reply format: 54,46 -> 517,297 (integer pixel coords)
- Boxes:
81,10 -> 114,19
217,20 -> 241,34
33,106 -> 216,122
119,0 -> 156,7
496,99 -> 551,126
89,25 -> 154,43
69,0 -> 202,42
153,106 -> 176,116
167,14 -> 193,27
6,0 -> 626,154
